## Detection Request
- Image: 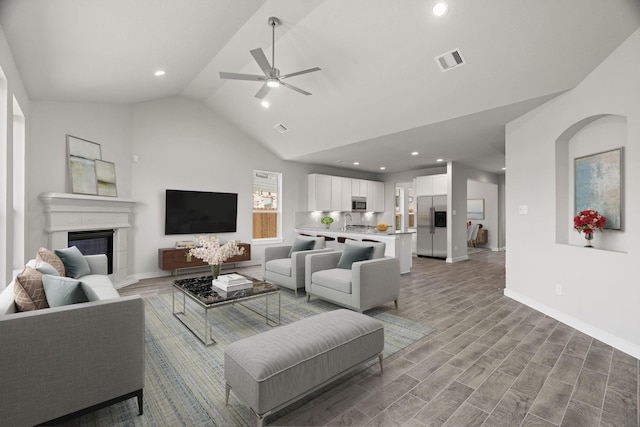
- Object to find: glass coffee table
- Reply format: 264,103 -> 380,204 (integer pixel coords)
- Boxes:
173,273 -> 280,346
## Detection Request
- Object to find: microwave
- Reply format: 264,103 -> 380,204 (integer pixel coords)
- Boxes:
352,197 -> 367,212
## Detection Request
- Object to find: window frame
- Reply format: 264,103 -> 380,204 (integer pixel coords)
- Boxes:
252,170 -> 283,244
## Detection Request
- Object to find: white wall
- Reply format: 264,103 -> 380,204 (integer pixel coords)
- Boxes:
27,101 -> 133,257
21,93 -> 381,281
130,96 -> 329,278
505,29 -> 640,357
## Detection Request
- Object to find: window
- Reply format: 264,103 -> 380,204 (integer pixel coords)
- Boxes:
252,171 -> 282,240
0,66 -> 7,283
13,96 -> 25,269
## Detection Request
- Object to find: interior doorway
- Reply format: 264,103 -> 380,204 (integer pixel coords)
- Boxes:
466,179 -> 499,251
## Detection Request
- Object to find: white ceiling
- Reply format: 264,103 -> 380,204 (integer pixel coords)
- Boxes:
2,0 -> 639,174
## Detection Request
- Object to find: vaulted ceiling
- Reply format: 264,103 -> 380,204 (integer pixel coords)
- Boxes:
1,0 -> 639,174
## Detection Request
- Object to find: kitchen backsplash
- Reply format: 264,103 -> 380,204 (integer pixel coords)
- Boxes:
295,211 -> 379,230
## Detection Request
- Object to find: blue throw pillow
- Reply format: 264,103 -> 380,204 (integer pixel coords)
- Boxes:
337,245 -> 374,269
55,246 -> 91,279
288,238 -> 316,257
33,260 -> 60,276
42,275 -> 89,307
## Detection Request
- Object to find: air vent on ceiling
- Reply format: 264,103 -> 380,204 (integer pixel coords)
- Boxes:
274,123 -> 289,133
435,48 -> 465,72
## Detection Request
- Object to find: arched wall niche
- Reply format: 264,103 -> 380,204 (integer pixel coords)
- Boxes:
555,113 -> 627,252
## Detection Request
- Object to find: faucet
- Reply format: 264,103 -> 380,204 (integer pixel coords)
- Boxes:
343,213 -> 352,231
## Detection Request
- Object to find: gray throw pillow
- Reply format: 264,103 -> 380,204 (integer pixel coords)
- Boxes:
337,245 -> 374,269
55,246 -> 91,279
288,238 -> 316,257
34,260 -> 60,276
42,274 -> 89,307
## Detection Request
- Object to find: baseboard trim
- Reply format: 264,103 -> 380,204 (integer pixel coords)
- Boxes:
446,255 -> 469,263
504,288 -> 640,359
114,277 -> 139,289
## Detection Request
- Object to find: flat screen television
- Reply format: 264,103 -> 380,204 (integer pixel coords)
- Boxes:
165,189 -> 238,235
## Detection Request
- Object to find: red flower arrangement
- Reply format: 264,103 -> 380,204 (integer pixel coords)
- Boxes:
573,209 -> 606,235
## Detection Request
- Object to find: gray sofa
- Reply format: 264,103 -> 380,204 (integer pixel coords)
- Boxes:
0,254 -> 145,426
305,241 -> 400,313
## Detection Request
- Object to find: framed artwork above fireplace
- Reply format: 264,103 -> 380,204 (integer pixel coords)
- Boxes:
67,134 -> 102,195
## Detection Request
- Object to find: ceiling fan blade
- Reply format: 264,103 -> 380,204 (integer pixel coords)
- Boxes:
219,72 -> 266,81
250,48 -> 273,75
280,67 -> 321,80
254,83 -> 271,100
281,81 -> 312,96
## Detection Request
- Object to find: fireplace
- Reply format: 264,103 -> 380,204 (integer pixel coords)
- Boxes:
40,193 -> 137,288
68,230 -> 114,274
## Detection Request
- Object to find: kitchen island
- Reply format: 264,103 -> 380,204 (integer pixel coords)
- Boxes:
295,228 -> 412,274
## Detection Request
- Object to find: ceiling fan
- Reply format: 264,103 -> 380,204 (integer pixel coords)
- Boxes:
219,16 -> 321,100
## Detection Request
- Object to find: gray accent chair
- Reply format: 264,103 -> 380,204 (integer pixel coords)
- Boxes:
263,236 -> 333,296
305,241 -> 400,312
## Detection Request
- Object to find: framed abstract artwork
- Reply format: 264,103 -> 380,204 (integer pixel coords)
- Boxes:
574,147 -> 623,230
95,159 -> 117,197
67,135 -> 102,195
467,199 -> 485,220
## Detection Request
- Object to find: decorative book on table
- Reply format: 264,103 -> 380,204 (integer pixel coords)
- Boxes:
212,274 -> 253,293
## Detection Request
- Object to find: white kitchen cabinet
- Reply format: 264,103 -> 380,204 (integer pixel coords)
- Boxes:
367,180 -> 385,212
416,174 -> 447,196
432,174 -> 447,195
331,176 -> 352,211
341,177 -> 352,211
308,174 -> 332,211
351,179 -> 368,197
309,174 -> 381,211
415,176 -> 432,196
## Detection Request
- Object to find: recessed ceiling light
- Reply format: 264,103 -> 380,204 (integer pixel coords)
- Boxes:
432,2 -> 449,17
502,167 -> 506,170
353,162 -> 360,165
261,100 -> 269,108
154,70 -> 166,77
380,166 -> 386,170
411,151 -> 419,156
436,158 -> 444,162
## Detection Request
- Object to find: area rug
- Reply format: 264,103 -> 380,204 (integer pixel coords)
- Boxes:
61,291 -> 433,426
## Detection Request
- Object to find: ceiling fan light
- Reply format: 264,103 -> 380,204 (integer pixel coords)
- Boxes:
267,78 -> 280,88
432,2 -> 449,16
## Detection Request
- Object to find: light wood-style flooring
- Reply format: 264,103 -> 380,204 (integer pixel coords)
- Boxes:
121,250 -> 639,426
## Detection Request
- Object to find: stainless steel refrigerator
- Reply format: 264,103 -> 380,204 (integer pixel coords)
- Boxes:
417,195 -> 447,259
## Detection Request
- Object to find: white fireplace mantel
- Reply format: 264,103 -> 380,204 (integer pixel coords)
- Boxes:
39,192 -> 138,288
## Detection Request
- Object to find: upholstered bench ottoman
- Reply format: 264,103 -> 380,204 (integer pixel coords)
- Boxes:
224,309 -> 384,427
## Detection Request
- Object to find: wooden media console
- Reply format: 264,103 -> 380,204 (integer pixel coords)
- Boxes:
158,244 -> 251,275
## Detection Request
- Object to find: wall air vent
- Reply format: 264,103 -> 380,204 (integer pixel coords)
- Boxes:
435,48 -> 465,72
274,123 -> 289,133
